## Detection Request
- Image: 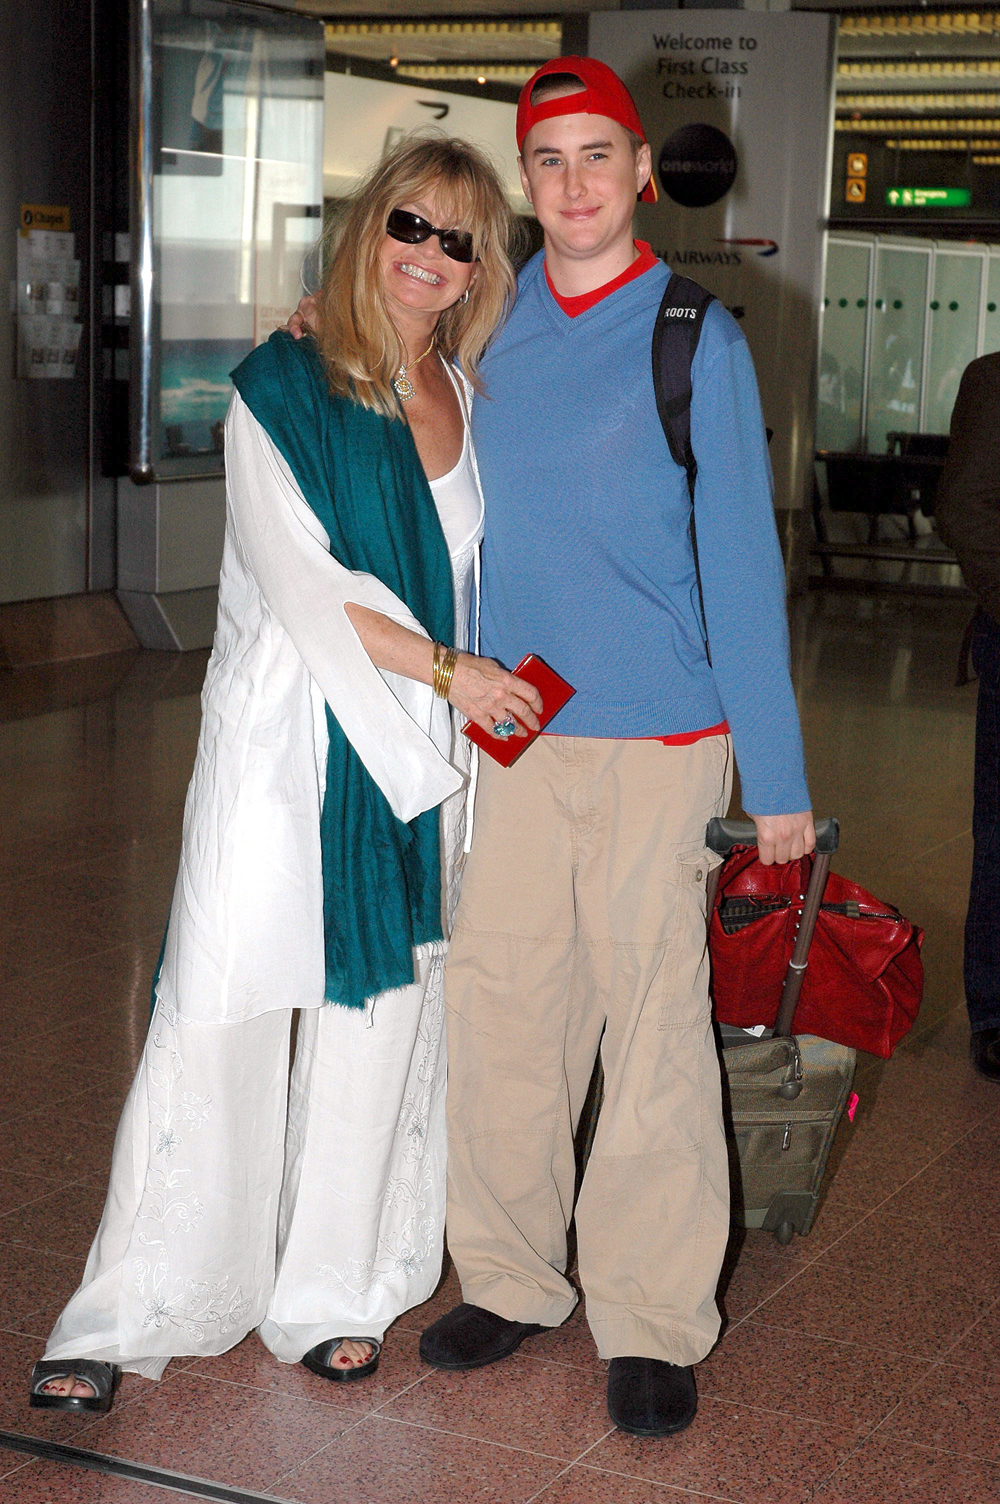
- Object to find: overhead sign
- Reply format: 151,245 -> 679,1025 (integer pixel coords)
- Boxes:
846,178 -> 866,204
847,153 -> 868,178
886,186 -> 971,208
591,10 -> 837,516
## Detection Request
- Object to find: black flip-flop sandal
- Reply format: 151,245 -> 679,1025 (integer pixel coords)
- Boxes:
30,1359 -> 121,1414
301,1337 -> 382,1383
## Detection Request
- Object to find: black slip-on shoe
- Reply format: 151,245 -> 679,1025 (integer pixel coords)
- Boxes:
971,1027 -> 1000,1082
419,1302 -> 545,1370
607,1357 -> 698,1438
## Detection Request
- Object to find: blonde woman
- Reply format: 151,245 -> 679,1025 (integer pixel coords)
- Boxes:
31,136 -> 541,1412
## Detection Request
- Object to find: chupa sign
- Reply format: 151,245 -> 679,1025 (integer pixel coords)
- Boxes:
591,10 -> 836,517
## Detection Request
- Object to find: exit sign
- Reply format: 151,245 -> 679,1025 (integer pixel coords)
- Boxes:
886,187 -> 971,208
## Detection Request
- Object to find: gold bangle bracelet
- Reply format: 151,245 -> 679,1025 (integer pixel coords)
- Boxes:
439,648 -> 458,700
432,641 -> 446,698
433,642 -> 459,700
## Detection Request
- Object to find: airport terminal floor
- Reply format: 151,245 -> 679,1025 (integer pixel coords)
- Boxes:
0,586 -> 998,1504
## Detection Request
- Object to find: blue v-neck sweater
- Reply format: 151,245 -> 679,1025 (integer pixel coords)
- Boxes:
472,250 -> 809,817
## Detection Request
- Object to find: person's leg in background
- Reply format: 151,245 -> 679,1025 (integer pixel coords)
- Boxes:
966,609 -> 1000,1080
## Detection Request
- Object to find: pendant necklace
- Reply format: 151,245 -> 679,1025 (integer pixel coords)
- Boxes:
393,337 -> 436,402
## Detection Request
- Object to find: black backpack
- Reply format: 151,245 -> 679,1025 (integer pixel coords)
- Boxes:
651,272 -> 775,664
651,271 -> 717,660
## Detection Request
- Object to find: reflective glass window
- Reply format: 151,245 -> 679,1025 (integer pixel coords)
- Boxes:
867,243 -> 930,453
146,0 -> 323,478
818,238 -> 871,453
924,250 -> 984,436
982,257 -> 1000,357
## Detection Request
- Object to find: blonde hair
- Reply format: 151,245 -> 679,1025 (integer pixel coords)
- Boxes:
317,134 -> 524,415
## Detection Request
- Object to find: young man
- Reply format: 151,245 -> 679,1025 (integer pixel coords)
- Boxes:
418,58 -> 815,1437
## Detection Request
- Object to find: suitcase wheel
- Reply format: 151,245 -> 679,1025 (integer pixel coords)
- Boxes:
773,1220 -> 795,1246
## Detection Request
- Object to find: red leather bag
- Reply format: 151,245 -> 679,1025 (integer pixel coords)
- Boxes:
709,847 -> 924,1058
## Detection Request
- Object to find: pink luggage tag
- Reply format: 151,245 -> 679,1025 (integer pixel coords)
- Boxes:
847,1092 -> 859,1123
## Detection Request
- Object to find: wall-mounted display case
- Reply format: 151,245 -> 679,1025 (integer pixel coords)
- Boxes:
130,0 -> 324,483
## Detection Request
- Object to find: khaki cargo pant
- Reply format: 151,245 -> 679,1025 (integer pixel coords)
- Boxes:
444,733 -> 733,1365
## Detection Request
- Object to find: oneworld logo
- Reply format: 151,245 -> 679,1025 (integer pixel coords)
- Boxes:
716,237 -> 779,257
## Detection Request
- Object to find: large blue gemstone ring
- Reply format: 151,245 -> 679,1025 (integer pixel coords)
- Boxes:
492,716 -> 517,739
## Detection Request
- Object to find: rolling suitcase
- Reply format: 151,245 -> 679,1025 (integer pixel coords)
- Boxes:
576,817 -> 856,1246
706,816 -> 856,1244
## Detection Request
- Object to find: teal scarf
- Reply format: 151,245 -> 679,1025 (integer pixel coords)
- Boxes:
231,331 -> 455,1009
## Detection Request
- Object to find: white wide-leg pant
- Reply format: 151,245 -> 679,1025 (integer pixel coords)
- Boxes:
45,956 -> 447,1379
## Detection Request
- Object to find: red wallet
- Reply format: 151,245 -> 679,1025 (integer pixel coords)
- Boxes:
462,654 -> 576,768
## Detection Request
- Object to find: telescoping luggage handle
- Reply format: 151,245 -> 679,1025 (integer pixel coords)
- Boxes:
704,818 -> 841,1039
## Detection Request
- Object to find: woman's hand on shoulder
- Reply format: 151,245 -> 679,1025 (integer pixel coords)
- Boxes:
448,654 -> 543,738
285,295 -> 320,340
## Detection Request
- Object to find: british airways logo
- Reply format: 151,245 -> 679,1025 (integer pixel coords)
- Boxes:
716,237 -> 779,257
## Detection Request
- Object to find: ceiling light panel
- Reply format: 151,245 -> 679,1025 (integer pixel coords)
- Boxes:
838,91 -> 1000,108
838,59 -> 1000,78
837,117 -> 1000,132
325,19 -> 560,66
885,136 -> 1000,149
840,13 -> 1000,39
395,62 -> 539,82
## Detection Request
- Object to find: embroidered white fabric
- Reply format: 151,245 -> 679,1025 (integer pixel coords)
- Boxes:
159,389 -> 476,1029
44,370 -> 483,1375
46,958 -> 449,1373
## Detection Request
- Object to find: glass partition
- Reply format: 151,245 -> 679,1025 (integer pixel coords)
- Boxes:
867,241 -> 931,454
131,0 -> 324,482
983,256 -> 1000,357
923,249 -> 985,436
817,238 -> 871,453
820,234 -> 1000,451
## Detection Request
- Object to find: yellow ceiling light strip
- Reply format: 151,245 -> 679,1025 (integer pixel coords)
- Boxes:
395,62 -> 537,81
837,116 -> 1000,132
325,20 -> 560,42
885,135 -> 1000,148
838,91 -> 1000,108
838,59 -> 1000,78
840,12 -> 1000,37
973,152 -> 1000,161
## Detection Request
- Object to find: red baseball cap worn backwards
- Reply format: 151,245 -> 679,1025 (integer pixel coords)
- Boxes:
516,56 -> 658,204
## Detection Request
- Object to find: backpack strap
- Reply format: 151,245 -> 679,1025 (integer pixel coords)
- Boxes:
652,271 -> 717,660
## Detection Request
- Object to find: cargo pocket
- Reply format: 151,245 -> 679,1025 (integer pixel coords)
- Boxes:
658,847 -> 721,1031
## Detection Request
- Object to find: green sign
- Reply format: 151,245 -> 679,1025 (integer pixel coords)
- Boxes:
886,187 -> 971,209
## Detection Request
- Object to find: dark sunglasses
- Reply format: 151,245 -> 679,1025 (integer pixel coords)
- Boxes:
385,208 -> 476,264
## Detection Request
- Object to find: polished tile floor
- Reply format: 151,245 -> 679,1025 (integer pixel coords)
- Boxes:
0,590 -> 998,1503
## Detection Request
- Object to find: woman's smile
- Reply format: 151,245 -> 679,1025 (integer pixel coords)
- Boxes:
395,260 -> 445,287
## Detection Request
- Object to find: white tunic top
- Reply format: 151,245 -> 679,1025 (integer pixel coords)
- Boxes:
158,371 -> 484,1027
429,389 -> 482,561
